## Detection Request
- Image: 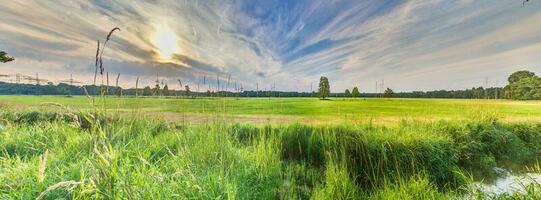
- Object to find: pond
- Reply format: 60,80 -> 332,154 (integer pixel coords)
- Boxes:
473,167 -> 541,196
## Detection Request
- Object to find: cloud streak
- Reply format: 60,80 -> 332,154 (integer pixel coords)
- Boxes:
0,0 -> 540,91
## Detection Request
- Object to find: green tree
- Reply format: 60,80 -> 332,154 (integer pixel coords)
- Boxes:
504,70 -> 541,100
344,89 -> 351,97
472,87 -> 484,99
143,86 -> 152,96
163,84 -> 169,96
508,71 -> 535,84
352,87 -> 360,98
318,76 -> 330,99
185,85 -> 191,98
0,51 -> 14,63
383,88 -> 394,98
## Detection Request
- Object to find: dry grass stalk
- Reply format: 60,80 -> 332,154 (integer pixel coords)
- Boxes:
38,102 -> 80,126
106,72 -> 109,95
94,40 -> 100,85
39,102 -> 71,112
82,86 -> 92,99
135,76 -> 139,98
35,180 -> 83,200
94,27 -> 120,85
116,73 -> 121,97
115,73 -> 120,88
99,28 -> 120,75
37,149 -> 48,183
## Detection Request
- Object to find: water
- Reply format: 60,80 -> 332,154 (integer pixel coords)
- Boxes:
473,167 -> 541,196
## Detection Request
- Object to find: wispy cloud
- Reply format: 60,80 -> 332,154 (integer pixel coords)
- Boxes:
0,0 -> 539,91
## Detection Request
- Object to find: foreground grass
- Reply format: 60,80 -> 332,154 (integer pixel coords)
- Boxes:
2,95 -> 541,124
1,111 -> 541,199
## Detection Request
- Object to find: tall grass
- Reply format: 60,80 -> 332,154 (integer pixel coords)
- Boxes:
1,110 -> 541,199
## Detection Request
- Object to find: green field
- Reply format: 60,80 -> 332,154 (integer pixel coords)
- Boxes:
2,95 -> 541,124
1,96 -> 541,199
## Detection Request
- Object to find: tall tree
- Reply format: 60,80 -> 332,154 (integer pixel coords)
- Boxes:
318,76 -> 330,99
344,89 -> 351,97
185,85 -> 191,98
504,70 -> 541,100
383,88 -> 394,98
352,87 -> 360,98
163,84 -> 169,96
0,51 -> 14,63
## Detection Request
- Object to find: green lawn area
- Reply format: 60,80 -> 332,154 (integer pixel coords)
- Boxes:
1,95 -> 540,124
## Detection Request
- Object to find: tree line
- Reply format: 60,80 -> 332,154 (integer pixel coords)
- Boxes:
0,81 -> 320,98
1,47 -> 539,101
315,70 -> 540,100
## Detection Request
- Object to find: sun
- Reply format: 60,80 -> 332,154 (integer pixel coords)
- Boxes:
152,24 -> 178,61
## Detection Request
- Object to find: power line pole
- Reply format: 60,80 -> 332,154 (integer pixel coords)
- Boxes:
135,76 -> 139,98
204,75 -> 208,91
178,79 -> 183,97
155,73 -> 160,87
484,77 -> 489,99
273,80 -> 276,98
197,80 -> 200,93
310,82 -> 313,97
227,74 -> 231,93
495,80 -> 499,99
375,80 -> 378,96
216,73 -> 220,96
35,73 -> 40,96
381,79 -> 385,98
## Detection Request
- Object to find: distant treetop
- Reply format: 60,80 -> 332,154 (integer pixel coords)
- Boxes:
504,70 -> 541,100
318,76 -> 330,99
0,51 -> 14,63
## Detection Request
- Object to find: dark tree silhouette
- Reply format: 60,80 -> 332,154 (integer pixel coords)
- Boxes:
185,85 -> 191,98
0,51 -> 14,63
163,84 -> 170,96
344,89 -> 351,97
383,88 -> 394,98
352,87 -> 360,98
143,86 -> 152,96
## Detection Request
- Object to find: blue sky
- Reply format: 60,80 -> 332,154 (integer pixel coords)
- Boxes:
0,0 -> 540,92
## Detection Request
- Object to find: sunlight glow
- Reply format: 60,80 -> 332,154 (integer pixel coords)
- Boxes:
153,24 -> 178,61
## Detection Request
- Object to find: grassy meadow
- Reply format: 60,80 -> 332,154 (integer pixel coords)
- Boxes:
1,95 -> 541,124
1,95 -> 541,199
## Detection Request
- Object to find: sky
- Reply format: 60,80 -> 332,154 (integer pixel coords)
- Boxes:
0,0 -> 540,92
